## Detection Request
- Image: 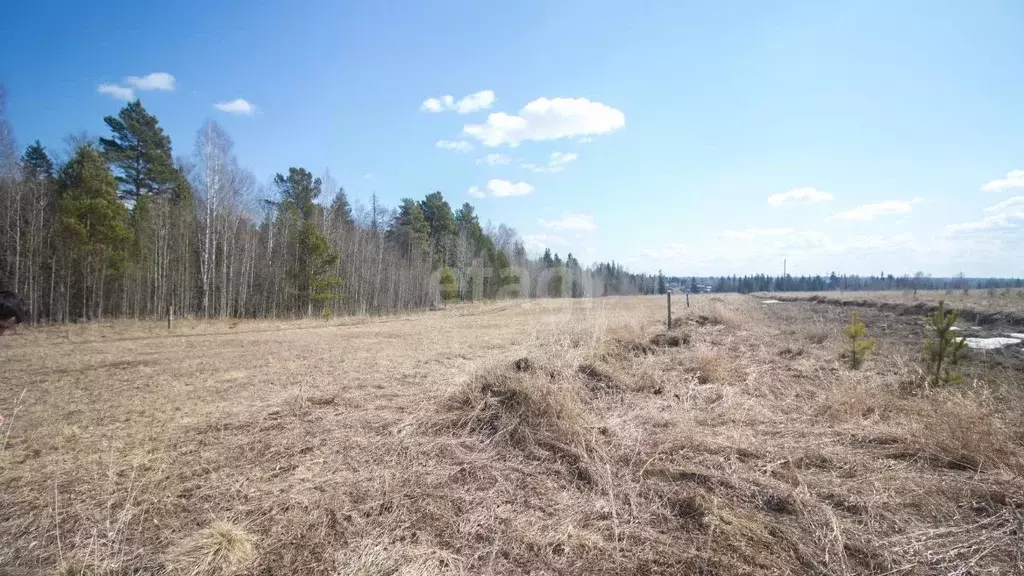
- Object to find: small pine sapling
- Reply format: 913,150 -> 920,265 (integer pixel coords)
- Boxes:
843,312 -> 875,369
923,300 -> 969,387
440,266 -> 458,306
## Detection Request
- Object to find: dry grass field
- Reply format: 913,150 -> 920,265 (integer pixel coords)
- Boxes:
761,289 -> 1024,322
2,295 -> 1023,575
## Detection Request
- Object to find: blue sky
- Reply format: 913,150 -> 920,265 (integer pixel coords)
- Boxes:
3,0 -> 1023,277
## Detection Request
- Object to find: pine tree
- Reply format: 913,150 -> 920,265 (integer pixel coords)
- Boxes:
99,100 -> 176,201
439,265 -> 458,304
657,270 -> 666,295
924,301 -> 969,387
419,191 -> 456,265
843,312 -> 875,369
274,167 -> 341,314
392,199 -> 430,258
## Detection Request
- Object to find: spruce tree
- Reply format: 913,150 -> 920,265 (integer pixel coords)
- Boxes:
21,140 -> 54,180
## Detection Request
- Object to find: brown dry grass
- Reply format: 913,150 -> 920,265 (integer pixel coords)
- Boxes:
2,294 -> 1023,575
763,289 -> 1024,316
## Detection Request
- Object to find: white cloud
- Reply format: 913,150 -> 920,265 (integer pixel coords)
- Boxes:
767,187 -> 833,206
98,83 -> 134,101
214,98 -> 257,116
463,97 -> 625,147
721,227 -> 795,240
421,98 -> 444,113
984,196 -> 1024,213
946,200 -> 1024,236
981,169 -> 1024,192
455,90 -> 495,114
643,242 -> 688,260
523,151 -> 579,173
363,172 -> 374,180
477,153 -> 511,166
421,90 -> 495,114
436,140 -> 475,153
467,179 -> 534,198
522,233 -> 568,252
550,152 -> 578,166
578,137 -> 595,144
539,213 -> 597,231
826,198 -> 921,221
125,72 -> 176,91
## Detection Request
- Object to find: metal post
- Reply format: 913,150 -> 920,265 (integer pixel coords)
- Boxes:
667,290 -> 672,329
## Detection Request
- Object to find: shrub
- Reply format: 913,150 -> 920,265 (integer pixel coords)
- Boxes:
923,301 -> 968,387
439,265 -> 458,304
842,312 -> 874,369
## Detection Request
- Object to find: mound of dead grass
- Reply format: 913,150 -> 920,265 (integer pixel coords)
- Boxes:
165,521 -> 255,576
441,364 -> 597,459
901,395 -> 1023,473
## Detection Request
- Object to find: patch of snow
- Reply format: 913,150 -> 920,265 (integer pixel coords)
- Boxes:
762,300 -> 781,304
950,326 -> 962,331
1009,333 -> 1024,339
964,337 -> 1023,350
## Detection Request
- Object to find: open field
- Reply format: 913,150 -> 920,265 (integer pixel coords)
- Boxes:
760,290 -> 1024,324
2,295 -> 1023,575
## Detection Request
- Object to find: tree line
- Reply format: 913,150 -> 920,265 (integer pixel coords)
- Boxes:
0,85 -> 653,323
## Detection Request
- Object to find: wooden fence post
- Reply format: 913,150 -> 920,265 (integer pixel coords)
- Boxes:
168,305 -> 172,330
686,291 -> 690,308
667,290 -> 672,329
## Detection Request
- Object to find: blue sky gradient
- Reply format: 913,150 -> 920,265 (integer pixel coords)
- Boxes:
3,0 -> 1023,276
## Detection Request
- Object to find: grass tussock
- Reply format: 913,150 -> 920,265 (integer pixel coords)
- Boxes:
165,522 -> 255,576
690,348 -> 730,385
441,365 -> 596,457
904,395 -> 1022,473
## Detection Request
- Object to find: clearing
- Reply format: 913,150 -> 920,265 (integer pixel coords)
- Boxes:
1,295 -> 1022,575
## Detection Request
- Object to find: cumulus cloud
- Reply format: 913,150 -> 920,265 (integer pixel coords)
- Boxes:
477,153 -> 511,166
98,72 -> 176,101
981,169 -> 1024,192
436,140 -> 475,153
721,227 -> 795,240
539,213 -> 597,231
946,198 -> 1024,236
214,98 -> 257,116
421,90 -> 495,114
523,151 -> 579,173
98,83 -> 135,101
125,72 -> 176,91
826,199 -> 921,221
467,179 -> 534,198
767,187 -> 833,206
463,97 -> 625,147
984,196 -> 1024,213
